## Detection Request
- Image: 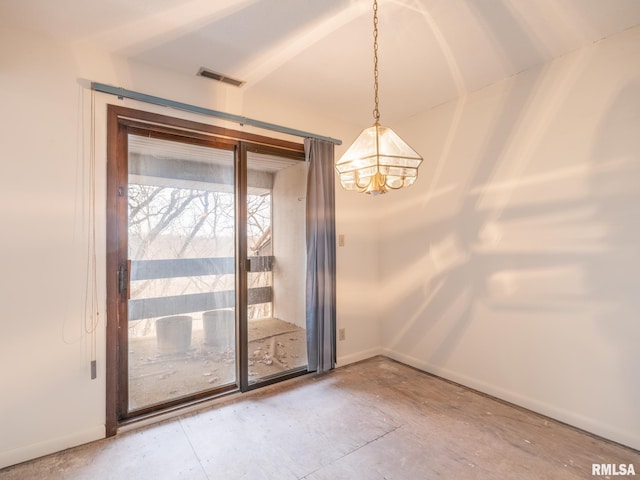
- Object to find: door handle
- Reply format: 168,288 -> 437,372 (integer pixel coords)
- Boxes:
118,262 -> 130,299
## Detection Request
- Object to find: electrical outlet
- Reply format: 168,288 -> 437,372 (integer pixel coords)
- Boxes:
339,328 -> 346,341
338,234 -> 345,247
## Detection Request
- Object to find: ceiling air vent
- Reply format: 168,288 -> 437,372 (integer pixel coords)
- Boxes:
197,68 -> 245,87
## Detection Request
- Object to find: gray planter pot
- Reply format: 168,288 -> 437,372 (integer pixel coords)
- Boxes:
156,315 -> 192,354
203,309 -> 235,349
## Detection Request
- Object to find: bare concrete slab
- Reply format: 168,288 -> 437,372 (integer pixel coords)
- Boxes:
2,357 -> 638,479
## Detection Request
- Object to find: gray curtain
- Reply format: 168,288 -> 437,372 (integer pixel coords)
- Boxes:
305,138 -> 336,372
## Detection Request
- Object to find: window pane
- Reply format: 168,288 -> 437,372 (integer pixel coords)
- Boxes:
246,151 -> 308,383
127,135 -> 236,411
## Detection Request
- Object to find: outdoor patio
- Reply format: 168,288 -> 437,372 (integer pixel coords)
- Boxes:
128,316 -> 307,409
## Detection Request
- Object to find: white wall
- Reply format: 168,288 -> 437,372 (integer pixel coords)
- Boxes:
378,26 -> 640,450
272,162 -> 307,329
1,27 -> 105,469
0,25 -> 375,468
333,184 -> 383,365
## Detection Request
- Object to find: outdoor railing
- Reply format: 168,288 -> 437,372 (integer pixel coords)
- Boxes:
128,256 -> 273,321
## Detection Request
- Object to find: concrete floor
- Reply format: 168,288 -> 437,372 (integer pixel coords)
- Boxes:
1,356 -> 638,479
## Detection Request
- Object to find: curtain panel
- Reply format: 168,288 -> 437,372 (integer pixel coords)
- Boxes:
305,138 -> 337,372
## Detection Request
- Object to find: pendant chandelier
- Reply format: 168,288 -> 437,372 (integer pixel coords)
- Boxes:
335,0 -> 423,196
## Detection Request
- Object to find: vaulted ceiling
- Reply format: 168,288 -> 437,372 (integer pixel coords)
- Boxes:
4,0 -> 640,125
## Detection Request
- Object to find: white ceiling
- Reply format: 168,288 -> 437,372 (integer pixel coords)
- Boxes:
4,0 -> 640,125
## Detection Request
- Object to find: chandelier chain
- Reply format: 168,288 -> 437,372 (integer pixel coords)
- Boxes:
335,0 -> 424,196
372,0 -> 380,123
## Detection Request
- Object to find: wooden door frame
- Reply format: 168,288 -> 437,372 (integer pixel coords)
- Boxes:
105,105 -> 304,436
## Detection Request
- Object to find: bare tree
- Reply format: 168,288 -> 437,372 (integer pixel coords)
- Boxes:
128,183 -> 273,332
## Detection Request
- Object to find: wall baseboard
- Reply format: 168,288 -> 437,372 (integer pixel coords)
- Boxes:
382,348 -> 640,452
0,425 -> 105,470
337,346 -> 383,367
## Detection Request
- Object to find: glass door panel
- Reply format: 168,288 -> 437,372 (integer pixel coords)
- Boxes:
246,149 -> 308,384
126,134 -> 236,412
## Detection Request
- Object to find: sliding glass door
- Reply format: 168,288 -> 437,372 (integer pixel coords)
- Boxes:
106,106 -> 308,425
